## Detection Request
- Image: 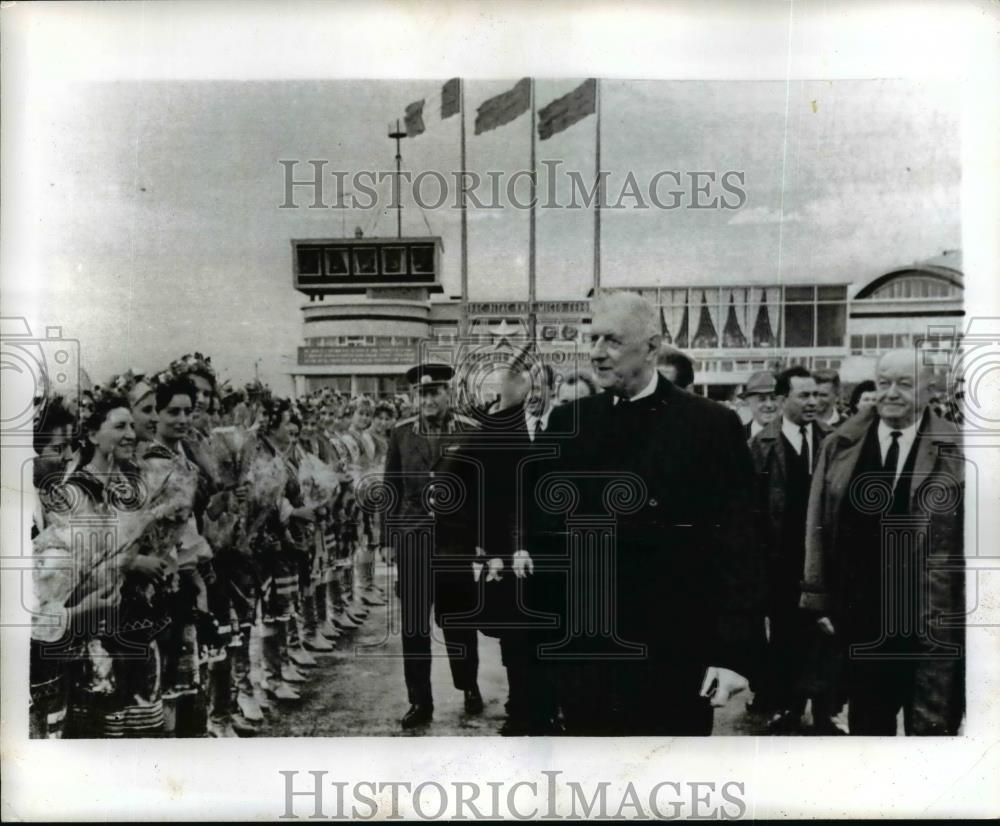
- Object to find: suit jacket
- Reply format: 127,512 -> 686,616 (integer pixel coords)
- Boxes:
749,418 -> 832,587
526,374 -> 765,678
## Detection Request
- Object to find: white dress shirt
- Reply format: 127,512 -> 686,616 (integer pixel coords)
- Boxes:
749,419 -> 765,438
877,419 -> 918,485
781,416 -> 814,473
525,407 -> 552,441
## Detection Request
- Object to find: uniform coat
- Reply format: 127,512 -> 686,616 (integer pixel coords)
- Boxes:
383,410 -> 482,707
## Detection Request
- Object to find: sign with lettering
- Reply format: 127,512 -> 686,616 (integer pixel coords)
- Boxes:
298,345 -> 418,366
465,300 -> 590,316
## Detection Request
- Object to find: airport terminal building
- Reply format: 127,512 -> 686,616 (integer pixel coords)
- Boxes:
288,235 -> 963,400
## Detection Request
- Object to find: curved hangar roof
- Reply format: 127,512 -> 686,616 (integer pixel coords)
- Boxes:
854,250 -> 963,301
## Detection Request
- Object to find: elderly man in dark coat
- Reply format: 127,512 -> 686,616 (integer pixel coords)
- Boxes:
801,350 -> 964,735
518,291 -> 766,735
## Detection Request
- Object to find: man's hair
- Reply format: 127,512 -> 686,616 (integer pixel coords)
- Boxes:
155,376 -> 197,412
848,379 -> 877,412
33,397 -> 77,454
812,368 -> 841,390
591,291 -> 659,340
775,365 -> 813,398
657,352 -> 694,389
527,362 -> 556,391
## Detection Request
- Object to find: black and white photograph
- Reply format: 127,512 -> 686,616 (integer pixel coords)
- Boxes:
2,1 -> 998,820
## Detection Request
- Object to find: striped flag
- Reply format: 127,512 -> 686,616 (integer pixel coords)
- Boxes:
475,78 -> 531,135
404,100 -> 425,137
404,79 -> 460,138
441,78 -> 460,119
538,78 -> 596,140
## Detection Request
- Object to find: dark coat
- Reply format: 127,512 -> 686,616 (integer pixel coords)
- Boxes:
749,417 -> 832,598
449,403 -> 563,636
526,374 -> 766,679
800,407 -> 964,732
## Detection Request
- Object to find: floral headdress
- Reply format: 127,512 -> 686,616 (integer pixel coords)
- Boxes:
106,368 -> 149,398
168,352 -> 216,383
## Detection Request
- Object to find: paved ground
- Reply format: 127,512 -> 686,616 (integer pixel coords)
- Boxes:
256,574 -> 782,737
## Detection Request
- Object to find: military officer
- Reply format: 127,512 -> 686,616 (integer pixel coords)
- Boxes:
384,362 -> 484,729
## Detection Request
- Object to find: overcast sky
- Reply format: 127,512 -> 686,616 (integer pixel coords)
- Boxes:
19,76 -> 959,389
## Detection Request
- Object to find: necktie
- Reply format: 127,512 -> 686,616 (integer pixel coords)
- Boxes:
884,430 -> 902,483
799,424 -> 811,474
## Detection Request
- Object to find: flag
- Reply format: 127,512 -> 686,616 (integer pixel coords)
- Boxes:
676,305 -> 690,348
722,295 -> 748,348
475,78 -> 531,135
405,99 -> 425,137
692,292 -> 718,348
538,78 -> 596,140
752,290 -> 776,347
441,78 -> 460,119
660,306 -> 671,342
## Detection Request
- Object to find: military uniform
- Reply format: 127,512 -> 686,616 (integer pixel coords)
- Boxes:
384,392 -> 482,718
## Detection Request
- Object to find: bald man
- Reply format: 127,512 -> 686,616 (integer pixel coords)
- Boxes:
800,350 -> 965,735
519,291 -> 765,735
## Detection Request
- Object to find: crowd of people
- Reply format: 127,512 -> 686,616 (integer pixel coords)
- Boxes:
27,348 -> 601,739
377,292 -> 965,737
28,290 -> 966,738
30,353 -> 414,738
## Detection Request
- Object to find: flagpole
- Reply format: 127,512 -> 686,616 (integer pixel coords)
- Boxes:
593,78 -> 602,293
529,77 -> 537,344
459,79 -> 469,339
388,118 -> 406,238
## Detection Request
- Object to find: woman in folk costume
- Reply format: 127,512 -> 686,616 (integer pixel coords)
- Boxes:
331,400 -> 373,624
342,399 -> 385,608
364,401 -> 397,597
270,404 -> 323,671
303,403 -> 344,644
166,354 -> 260,737
140,375 -> 220,736
249,399 -> 313,703
33,395 -> 177,738
292,408 -> 341,653
323,402 -> 367,631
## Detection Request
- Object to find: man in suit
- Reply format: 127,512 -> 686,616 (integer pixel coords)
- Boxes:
801,350 -> 964,735
740,370 -> 780,441
384,362 -> 483,729
749,366 -> 835,732
473,360 -> 562,735
517,291 -> 765,735
656,344 -> 695,391
813,368 -> 845,428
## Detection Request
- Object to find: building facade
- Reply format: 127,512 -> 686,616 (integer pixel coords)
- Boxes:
289,237 -> 964,400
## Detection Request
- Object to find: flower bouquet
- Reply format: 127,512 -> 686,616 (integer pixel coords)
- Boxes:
298,451 -> 340,509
